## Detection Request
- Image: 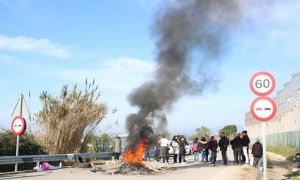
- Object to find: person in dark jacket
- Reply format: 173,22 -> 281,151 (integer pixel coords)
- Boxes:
218,132 -> 229,165
205,137 -> 210,163
207,136 -> 212,162
241,130 -> 250,164
230,133 -> 243,165
179,137 -> 186,164
251,138 -> 263,167
208,136 -> 218,166
199,137 -> 208,162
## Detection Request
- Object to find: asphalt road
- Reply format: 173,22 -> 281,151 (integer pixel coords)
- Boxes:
1,150 -> 259,180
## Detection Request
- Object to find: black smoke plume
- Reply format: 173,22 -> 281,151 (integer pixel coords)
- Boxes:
126,0 -> 243,148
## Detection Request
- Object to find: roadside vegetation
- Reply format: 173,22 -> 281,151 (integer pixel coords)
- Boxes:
35,79 -> 110,154
218,124 -> 237,138
189,126 -> 211,140
267,146 -> 300,179
0,129 -> 46,172
89,133 -> 113,153
267,146 -> 300,161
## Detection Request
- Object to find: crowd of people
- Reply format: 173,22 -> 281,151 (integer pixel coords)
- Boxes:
154,130 -> 264,168
112,130 -> 264,169
156,135 -> 187,164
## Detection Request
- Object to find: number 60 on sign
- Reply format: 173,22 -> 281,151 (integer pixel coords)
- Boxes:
250,72 -> 276,97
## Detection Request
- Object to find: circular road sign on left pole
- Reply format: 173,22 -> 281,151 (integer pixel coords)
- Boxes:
11,116 -> 26,136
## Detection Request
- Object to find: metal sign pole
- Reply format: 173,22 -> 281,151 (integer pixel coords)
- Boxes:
15,94 -> 23,172
15,136 -> 19,172
250,72 -> 276,180
262,122 -> 267,180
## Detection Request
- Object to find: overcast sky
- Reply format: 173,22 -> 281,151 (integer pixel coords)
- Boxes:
0,0 -> 300,135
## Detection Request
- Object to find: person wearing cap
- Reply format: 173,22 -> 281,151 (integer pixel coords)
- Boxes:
113,135 -> 122,164
251,138 -> 263,167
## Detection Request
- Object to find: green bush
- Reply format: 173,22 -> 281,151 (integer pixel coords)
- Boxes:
0,129 -> 46,172
89,133 -> 113,153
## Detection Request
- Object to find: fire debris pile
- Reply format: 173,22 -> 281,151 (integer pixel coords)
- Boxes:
95,127 -> 173,175
108,163 -> 173,176
109,126 -> 162,175
123,126 -> 155,164
91,160 -> 175,176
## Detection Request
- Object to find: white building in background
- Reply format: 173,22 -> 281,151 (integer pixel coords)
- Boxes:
245,73 -> 300,148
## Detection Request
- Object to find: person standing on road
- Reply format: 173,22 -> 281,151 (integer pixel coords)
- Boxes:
158,135 -> 170,164
251,138 -> 263,167
171,136 -> 180,163
179,137 -> 186,164
154,138 -> 160,162
230,132 -> 243,165
218,132 -> 229,165
208,136 -> 218,166
241,130 -> 250,164
207,136 -> 212,162
113,135 -> 122,164
199,137 -> 208,163
143,147 -> 151,161
192,137 -> 199,162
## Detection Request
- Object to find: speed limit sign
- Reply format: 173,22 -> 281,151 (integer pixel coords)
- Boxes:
250,72 -> 276,96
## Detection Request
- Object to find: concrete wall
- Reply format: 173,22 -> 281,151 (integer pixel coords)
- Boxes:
246,105 -> 300,147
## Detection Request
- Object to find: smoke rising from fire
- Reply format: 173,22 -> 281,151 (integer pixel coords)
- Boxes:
126,0 -> 243,147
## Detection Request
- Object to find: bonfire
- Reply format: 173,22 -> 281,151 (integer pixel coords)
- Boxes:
123,137 -> 149,166
109,137 -> 160,175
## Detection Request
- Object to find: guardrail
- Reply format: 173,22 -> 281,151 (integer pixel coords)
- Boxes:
0,152 -> 115,166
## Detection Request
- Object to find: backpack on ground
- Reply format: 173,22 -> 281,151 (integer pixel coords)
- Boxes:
192,143 -> 199,152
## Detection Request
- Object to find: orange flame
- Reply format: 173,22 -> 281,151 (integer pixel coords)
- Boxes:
123,138 -> 149,165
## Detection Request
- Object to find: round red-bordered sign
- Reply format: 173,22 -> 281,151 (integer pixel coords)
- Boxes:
250,72 -> 276,96
11,116 -> 26,136
250,97 -> 277,122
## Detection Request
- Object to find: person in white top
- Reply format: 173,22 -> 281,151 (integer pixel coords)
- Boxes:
158,135 -> 170,164
171,136 -> 180,163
